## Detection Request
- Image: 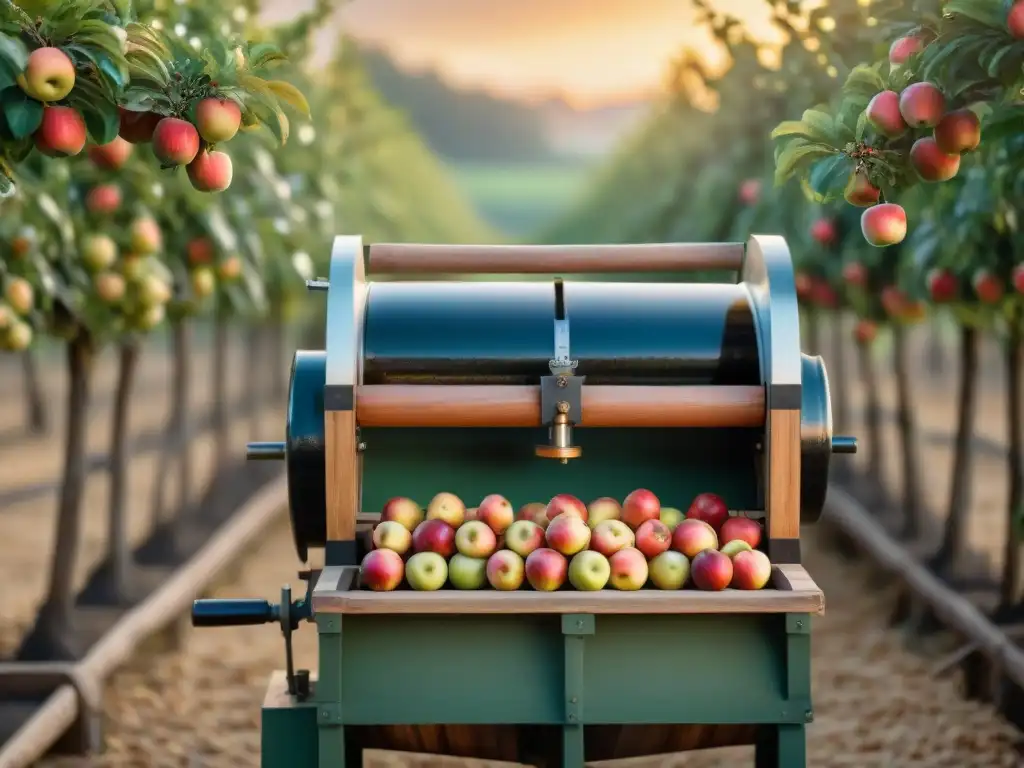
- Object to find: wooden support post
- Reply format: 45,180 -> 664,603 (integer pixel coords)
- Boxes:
767,408 -> 801,563
325,410 -> 359,565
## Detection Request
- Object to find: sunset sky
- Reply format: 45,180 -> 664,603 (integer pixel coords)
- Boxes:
259,0 -> 785,108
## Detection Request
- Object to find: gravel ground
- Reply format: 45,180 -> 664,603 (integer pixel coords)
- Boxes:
32,524 -> 1022,768
11,322 -> 1024,767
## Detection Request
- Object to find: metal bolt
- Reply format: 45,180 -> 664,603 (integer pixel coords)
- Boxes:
796,620 -> 804,629
556,376 -> 568,388
805,709 -> 814,723
568,714 -> 577,722
570,696 -> 578,703
557,401 -> 570,414
357,442 -> 367,452
576,620 -> 584,628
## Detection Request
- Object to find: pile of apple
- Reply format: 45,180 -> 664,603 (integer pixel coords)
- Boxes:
359,489 -> 773,593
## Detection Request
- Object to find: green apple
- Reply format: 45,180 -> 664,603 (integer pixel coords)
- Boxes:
448,554 -> 487,590
568,550 -> 611,591
648,550 -> 690,589
660,507 -> 685,531
405,552 -> 448,591
720,540 -> 753,558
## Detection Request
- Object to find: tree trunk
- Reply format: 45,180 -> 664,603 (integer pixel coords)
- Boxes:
24,335 -> 95,658
1002,325 -> 1023,609
212,310 -> 230,470
831,313 -> 849,434
22,348 -> 48,434
150,321 -> 192,526
892,325 -> 922,540
926,321 -> 946,375
245,323 -> 262,440
270,313 -> 287,401
105,342 -> 140,601
933,325 -> 979,576
857,337 -> 885,506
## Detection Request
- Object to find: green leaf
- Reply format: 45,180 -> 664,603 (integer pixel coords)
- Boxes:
943,0 -> 1008,28
842,64 -> 885,100
774,138 -> 838,186
808,154 -> 854,201
0,30 -> 28,75
265,79 -> 310,117
247,42 -> 288,71
80,98 -> 120,144
0,86 -> 42,139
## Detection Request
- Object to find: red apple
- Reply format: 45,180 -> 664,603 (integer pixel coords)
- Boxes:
187,237 -> 216,266
476,493 -> 514,535
427,492 -> 466,528
217,255 -> 242,281
34,106 -> 86,157
589,519 -> 635,557
545,494 -> 588,522
686,492 -> 728,532
608,547 -> 649,590
455,520 -> 498,558
545,512 -> 591,556
973,270 -> 1004,304
671,519 -> 719,559
486,550 -> 525,590
380,497 -> 424,532
525,548 -> 568,591
731,550 -> 773,590
842,262 -> 868,288
691,549 -> 734,591
504,520 -> 545,558
621,488 -> 660,530
634,519 -> 672,560
88,136 -> 133,170
194,97 -> 242,143
739,179 -> 761,206
411,519 -> 456,558
719,516 -> 762,550
153,117 -> 200,166
372,520 -> 412,555
94,272 -> 125,304
118,108 -> 161,144
186,149 -> 233,192
360,549 -> 404,592
810,218 -> 837,246
928,268 -> 958,303
516,502 -> 549,529
85,184 -> 121,215
587,497 -> 622,528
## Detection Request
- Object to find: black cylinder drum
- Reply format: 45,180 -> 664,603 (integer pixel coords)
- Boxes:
362,280 -> 761,386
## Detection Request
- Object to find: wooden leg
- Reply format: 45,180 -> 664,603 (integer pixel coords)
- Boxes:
755,725 -> 806,768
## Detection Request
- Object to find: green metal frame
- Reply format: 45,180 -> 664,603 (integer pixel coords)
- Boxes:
262,610 -> 811,768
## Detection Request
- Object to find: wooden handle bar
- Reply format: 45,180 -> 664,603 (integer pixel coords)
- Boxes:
366,243 -> 745,275
355,385 -> 765,428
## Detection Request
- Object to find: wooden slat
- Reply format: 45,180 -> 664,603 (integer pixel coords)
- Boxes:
355,385 -> 765,428
363,749 -> 535,768
767,409 -> 801,540
312,565 -> 823,615
325,410 -> 359,544
367,242 -> 745,275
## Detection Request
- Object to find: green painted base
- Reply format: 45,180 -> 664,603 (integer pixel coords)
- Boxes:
281,610 -> 813,768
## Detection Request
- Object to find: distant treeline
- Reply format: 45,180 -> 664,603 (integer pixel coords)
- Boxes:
358,45 -> 556,164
